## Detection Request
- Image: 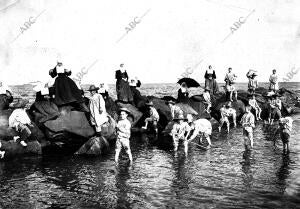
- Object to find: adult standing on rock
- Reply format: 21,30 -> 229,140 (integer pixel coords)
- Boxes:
115,63 -> 133,104
204,65 -> 219,95
88,85 -> 108,136
49,60 -> 89,112
269,69 -> 279,92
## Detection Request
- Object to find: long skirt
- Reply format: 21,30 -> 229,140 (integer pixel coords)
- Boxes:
205,79 -> 219,94
116,79 -> 133,103
54,74 -> 84,106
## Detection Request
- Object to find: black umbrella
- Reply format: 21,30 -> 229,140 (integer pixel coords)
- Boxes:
177,77 -> 200,88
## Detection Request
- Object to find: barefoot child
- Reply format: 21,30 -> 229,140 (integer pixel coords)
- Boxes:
248,94 -> 262,120
186,114 -> 212,151
142,101 -> 160,135
203,88 -> 212,113
274,117 -> 293,153
218,102 -> 237,133
171,114 -> 191,153
241,106 -> 255,150
115,108 -> 133,164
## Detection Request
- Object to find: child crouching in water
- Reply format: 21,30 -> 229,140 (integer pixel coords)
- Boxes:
115,108 -> 133,165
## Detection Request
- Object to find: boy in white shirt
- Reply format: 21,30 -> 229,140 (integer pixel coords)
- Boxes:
115,108 -> 133,165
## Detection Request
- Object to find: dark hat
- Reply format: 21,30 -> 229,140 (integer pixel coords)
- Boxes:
166,100 -> 176,105
226,102 -> 232,108
118,107 -> 131,114
173,114 -> 187,121
146,101 -> 154,106
87,85 -> 99,92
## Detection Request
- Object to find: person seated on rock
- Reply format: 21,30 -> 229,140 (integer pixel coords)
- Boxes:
268,94 -> 282,125
166,100 -> 183,120
224,67 -> 237,102
186,114 -> 212,152
8,108 -> 34,147
99,82 -> 109,100
247,73 -> 258,94
203,87 -> 211,113
49,60 -> 89,112
0,81 -> 13,110
248,94 -> 262,120
115,108 -> 133,165
141,101 -> 159,135
171,114 -> 191,153
269,69 -> 279,93
177,82 -> 189,103
0,142 -> 5,159
240,106 -> 255,150
88,85 -> 108,136
218,102 -> 237,133
273,117 -> 293,153
129,78 -> 144,107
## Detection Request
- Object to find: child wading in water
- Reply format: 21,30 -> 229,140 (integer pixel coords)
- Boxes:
241,106 -> 255,150
203,87 -> 212,113
273,117 -> 293,153
115,108 -> 133,165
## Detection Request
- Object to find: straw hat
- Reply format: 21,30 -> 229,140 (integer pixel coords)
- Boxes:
145,101 -> 154,106
87,85 -> 99,92
118,107 -> 131,114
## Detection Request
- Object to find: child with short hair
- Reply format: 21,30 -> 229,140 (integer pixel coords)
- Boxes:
248,95 -> 262,120
241,106 -> 255,150
142,101 -> 160,135
274,117 -> 293,153
115,108 -> 133,165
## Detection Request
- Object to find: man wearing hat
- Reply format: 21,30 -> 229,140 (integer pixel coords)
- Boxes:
115,107 -> 133,164
166,100 -> 183,120
88,84 -> 108,135
171,113 -> 191,152
203,87 -> 212,113
141,101 -> 160,135
218,102 -> 237,133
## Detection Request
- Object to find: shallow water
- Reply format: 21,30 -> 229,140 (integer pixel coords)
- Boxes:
0,115 -> 299,209
1,82 -> 299,208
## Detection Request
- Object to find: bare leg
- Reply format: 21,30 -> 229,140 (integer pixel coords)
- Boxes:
226,122 -> 230,133
230,91 -> 233,101
173,137 -> 179,151
249,132 -> 254,148
115,148 -> 121,164
205,134 -> 211,148
184,140 -> 188,155
234,91 -> 237,101
125,147 -> 133,163
232,113 -> 237,128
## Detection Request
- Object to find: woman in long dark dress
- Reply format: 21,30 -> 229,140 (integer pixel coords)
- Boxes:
49,61 -> 88,111
204,65 -> 219,95
177,82 -> 189,103
115,64 -> 133,103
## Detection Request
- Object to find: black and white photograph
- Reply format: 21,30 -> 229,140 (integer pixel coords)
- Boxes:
0,0 -> 299,208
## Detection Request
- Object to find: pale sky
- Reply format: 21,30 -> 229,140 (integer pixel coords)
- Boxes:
0,0 -> 299,85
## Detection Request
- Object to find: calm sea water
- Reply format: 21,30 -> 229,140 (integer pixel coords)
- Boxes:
1,82 -> 299,209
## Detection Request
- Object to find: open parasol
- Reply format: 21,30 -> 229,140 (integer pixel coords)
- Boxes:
177,77 -> 200,88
